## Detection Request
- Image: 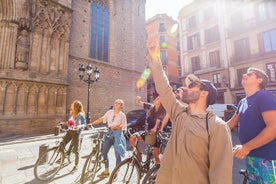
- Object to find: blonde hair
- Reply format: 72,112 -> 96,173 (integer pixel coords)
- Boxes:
115,99 -> 124,107
70,100 -> 85,119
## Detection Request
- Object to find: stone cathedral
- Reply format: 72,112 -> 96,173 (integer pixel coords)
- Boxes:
0,0 -> 147,135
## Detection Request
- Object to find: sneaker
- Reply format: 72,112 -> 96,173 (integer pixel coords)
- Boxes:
97,171 -> 110,178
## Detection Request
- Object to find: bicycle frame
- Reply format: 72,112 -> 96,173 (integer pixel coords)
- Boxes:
80,127 -> 108,184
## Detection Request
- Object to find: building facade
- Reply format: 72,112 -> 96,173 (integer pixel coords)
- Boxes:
146,14 -> 181,102
0,0 -> 147,135
178,0 -> 276,105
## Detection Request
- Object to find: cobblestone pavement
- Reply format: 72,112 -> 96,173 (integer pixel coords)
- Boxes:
0,130 -> 245,184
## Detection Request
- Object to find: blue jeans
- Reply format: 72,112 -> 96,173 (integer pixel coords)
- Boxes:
101,131 -> 121,169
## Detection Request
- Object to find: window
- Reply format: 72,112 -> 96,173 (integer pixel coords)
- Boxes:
159,35 -> 166,47
159,23 -> 166,32
262,29 -> 276,53
191,56 -> 200,72
209,50 -> 220,67
205,26 -> 220,44
187,33 -> 200,50
266,63 -> 276,82
90,3 -> 109,62
213,73 -> 222,88
160,50 -> 167,63
234,38 -> 250,62
187,16 -> 196,28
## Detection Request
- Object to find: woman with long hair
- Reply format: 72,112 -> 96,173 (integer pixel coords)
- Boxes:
61,100 -> 86,172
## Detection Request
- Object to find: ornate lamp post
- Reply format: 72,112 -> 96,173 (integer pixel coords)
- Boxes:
79,63 -> 100,124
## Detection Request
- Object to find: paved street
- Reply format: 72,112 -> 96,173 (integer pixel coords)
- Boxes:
0,130 -> 245,184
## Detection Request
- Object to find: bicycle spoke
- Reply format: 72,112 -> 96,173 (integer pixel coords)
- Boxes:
142,165 -> 159,184
34,147 -> 64,181
81,151 -> 99,184
109,158 -> 140,184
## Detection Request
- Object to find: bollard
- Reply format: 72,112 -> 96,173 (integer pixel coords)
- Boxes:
54,125 -> 61,136
39,143 -> 49,164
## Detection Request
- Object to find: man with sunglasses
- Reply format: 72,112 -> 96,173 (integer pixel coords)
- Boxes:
147,45 -> 233,184
228,67 -> 276,183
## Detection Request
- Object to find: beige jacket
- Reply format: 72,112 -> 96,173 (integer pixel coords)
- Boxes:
150,60 -> 233,184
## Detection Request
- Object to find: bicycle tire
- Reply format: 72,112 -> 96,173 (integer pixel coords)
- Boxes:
142,165 -> 159,184
80,150 -> 99,184
108,157 -> 141,184
34,146 -> 64,181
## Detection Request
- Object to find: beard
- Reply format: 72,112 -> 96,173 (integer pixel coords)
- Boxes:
181,90 -> 200,104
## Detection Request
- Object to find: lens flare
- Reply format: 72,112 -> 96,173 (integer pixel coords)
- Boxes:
136,68 -> 151,89
171,23 -> 178,34
161,42 -> 167,48
167,23 -> 178,38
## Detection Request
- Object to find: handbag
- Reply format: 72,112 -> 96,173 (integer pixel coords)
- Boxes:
145,133 -> 157,145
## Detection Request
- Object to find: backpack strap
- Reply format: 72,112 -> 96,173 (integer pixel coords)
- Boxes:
205,112 -> 209,135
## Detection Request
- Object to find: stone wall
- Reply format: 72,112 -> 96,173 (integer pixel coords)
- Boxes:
0,0 -> 147,135
0,0 -> 72,134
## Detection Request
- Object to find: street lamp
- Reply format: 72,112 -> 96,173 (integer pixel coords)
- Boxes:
79,63 -> 100,124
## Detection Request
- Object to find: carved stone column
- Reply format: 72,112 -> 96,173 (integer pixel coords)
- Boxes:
0,21 -> 18,69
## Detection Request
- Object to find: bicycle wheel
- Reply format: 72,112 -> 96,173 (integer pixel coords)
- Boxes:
108,157 -> 140,184
34,146 -> 64,181
142,165 -> 160,184
80,150 -> 99,184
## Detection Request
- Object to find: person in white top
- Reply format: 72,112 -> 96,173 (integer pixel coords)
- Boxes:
91,99 -> 127,178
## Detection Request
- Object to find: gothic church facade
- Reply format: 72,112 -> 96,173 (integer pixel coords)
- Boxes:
0,0 -> 147,135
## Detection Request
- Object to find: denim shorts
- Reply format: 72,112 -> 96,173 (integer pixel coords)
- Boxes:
245,156 -> 276,184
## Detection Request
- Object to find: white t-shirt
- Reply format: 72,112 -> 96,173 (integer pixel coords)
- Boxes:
102,110 -> 127,131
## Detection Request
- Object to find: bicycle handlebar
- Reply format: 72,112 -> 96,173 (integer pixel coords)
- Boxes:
156,131 -> 170,141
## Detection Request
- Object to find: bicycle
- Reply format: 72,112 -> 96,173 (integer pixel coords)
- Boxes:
142,131 -> 171,184
108,129 -> 156,184
34,128 -> 82,181
80,126 -> 108,184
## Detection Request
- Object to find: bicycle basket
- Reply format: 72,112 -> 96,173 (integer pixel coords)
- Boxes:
145,133 -> 156,145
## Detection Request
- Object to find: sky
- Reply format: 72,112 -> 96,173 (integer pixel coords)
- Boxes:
145,0 -> 194,20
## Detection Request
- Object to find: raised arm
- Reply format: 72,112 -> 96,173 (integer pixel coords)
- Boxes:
148,44 -> 185,122
136,96 -> 144,107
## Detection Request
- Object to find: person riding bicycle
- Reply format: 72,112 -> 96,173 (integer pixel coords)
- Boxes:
60,100 -> 86,172
90,99 -> 127,178
129,96 -> 167,165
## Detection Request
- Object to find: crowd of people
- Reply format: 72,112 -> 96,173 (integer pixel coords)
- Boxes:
60,46 -> 276,183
